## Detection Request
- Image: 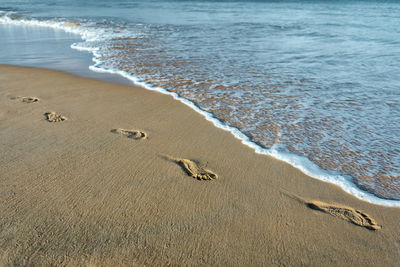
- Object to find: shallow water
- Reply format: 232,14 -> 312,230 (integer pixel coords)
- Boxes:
1,0 -> 399,202
0,24 -> 131,85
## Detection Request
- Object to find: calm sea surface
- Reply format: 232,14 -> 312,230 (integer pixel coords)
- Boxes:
1,0 -> 399,202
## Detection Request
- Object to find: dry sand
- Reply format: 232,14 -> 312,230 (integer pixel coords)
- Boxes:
0,64 -> 399,266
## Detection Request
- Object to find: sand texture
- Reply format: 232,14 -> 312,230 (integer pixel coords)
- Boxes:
0,65 -> 400,266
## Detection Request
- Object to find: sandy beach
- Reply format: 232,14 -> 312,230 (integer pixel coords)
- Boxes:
0,64 -> 399,266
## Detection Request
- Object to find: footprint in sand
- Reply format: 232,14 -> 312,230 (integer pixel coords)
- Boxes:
45,112 -> 67,122
21,97 -> 40,103
306,200 -> 381,231
111,128 -> 147,140
168,156 -> 218,181
283,191 -> 381,230
11,96 -> 40,103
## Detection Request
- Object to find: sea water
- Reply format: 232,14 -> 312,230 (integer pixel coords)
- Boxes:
0,0 -> 399,205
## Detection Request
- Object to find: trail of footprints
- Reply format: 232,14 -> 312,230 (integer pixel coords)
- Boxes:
11,96 -> 68,122
10,95 -> 381,230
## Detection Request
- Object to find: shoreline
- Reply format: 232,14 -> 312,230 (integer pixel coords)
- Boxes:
0,65 -> 399,265
85,64 -> 400,207
0,18 -> 398,206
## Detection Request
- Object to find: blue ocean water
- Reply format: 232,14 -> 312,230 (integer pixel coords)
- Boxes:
1,0 -> 399,203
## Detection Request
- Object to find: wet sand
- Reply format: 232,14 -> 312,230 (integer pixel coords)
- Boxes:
0,65 -> 399,266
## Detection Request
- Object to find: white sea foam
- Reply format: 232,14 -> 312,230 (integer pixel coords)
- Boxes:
1,15 -> 400,207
